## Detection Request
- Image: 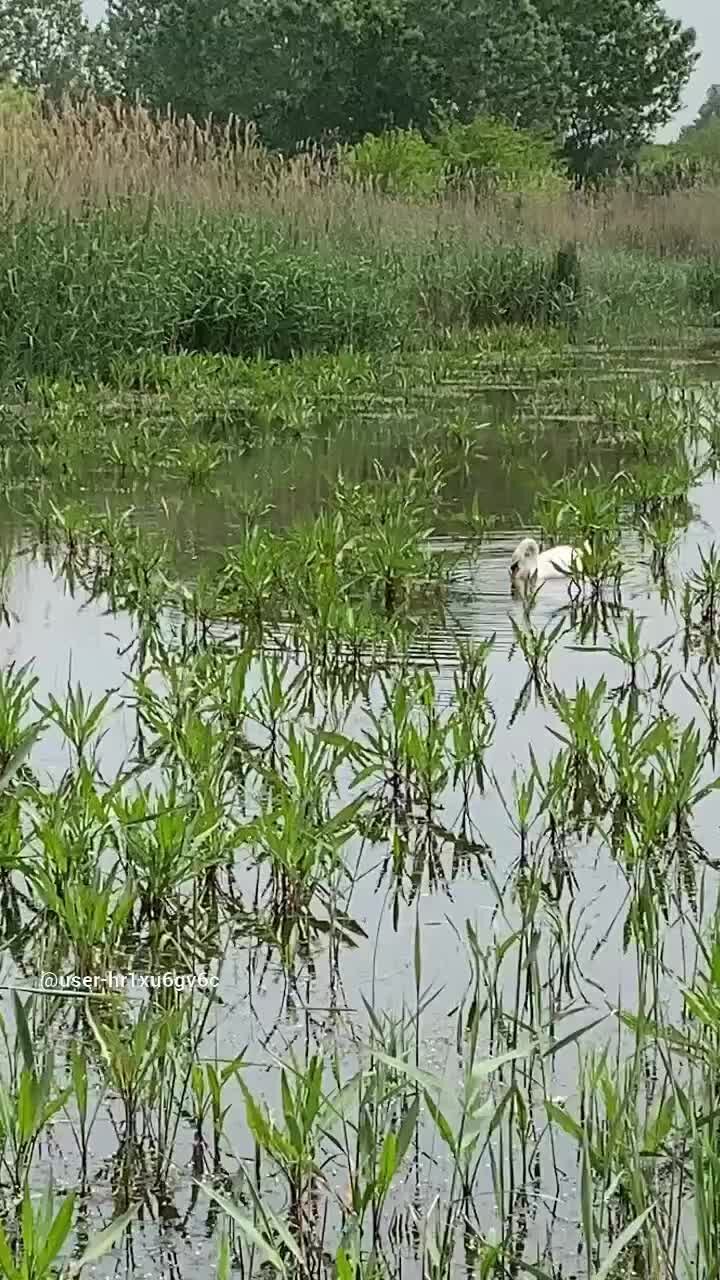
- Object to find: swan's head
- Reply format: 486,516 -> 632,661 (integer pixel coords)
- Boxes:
510,537 -> 540,581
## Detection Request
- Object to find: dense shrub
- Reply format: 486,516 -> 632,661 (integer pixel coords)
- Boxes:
340,129 -> 445,197
341,119 -> 568,196
433,117 -> 568,192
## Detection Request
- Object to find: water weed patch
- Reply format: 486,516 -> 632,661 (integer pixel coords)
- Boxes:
0,319 -> 719,1278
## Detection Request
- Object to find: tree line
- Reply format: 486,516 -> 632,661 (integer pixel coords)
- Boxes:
0,0 -> 717,180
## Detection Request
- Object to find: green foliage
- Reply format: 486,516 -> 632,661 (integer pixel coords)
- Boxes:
0,79 -> 36,115
0,205 -> 717,382
630,100 -> 720,193
632,118 -> 720,192
0,0 -> 702,183
341,129 -> 444,197
633,141 -> 719,193
419,244 -> 583,331
688,258 -> 720,326
433,115 -> 567,191
430,0 -> 571,132
0,327 -> 717,1279
0,212 -> 408,377
94,0 -> 697,177
0,0 -> 91,95
678,118 -> 720,165
96,0 -> 571,150
536,0 -> 698,178
341,118 -> 569,196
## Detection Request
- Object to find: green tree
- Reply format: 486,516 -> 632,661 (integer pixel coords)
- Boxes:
96,0 -> 572,149
418,0 -> 570,132
0,0 -> 91,94
536,0 -> 698,178
94,0 -> 697,168
95,0 -> 234,110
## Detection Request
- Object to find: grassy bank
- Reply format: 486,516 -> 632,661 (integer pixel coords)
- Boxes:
0,101 -> 719,380
0,207 -> 718,381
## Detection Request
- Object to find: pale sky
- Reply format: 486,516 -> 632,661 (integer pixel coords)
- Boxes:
82,0 -> 715,136
660,0 -> 716,135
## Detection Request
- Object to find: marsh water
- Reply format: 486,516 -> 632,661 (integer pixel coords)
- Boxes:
3,335 -> 720,1278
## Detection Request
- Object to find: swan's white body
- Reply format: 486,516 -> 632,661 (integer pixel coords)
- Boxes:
510,537 -> 581,585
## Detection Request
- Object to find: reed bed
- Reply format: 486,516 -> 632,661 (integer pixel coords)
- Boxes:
0,98 -> 719,259
0,100 -> 718,378
0,201 -> 715,381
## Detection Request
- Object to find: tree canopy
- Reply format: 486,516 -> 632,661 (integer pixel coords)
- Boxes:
0,0 -> 700,177
536,0 -> 698,176
95,0 -> 572,150
0,0 -> 90,94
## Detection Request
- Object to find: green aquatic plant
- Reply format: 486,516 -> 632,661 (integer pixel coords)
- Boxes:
450,639 -> 495,795
639,506 -> 684,579
172,440 -> 226,490
571,612 -> 673,703
2,315 -> 720,1280
113,777 -> 238,924
36,686 -> 113,772
241,1053 -> 325,1229
0,665 -> 44,794
0,997 -> 71,1196
190,1055 -> 245,1174
530,487 -> 623,603
548,677 -> 608,819
32,866 -> 135,979
0,1181 -> 136,1280
400,671 -> 451,818
684,544 -> 720,633
545,1048 -> 668,1280
622,453 -> 696,518
85,1005 -> 184,1151
510,612 -> 566,689
682,669 -> 720,758
242,726 -> 362,927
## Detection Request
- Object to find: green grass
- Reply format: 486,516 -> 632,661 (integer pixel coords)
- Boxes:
0,209 -> 716,383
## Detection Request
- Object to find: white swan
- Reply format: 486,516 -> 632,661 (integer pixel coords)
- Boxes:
509,537 -> 582,585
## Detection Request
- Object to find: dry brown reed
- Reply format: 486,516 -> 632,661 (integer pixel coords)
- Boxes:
1,96 -> 719,258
